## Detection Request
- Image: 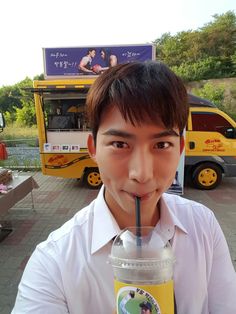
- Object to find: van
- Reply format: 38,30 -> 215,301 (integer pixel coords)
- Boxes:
185,94 -> 236,189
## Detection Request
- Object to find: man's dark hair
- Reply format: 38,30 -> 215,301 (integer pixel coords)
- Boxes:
100,48 -> 111,66
86,61 -> 188,142
87,48 -> 96,55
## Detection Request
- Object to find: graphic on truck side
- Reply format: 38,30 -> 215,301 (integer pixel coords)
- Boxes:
203,139 -> 225,152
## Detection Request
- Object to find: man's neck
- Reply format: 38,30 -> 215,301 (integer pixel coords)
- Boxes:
104,188 -> 160,229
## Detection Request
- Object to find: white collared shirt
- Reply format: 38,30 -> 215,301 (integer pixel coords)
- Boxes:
12,186 -> 236,313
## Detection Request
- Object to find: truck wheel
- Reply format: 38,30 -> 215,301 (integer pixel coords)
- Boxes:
192,163 -> 222,190
83,168 -> 102,189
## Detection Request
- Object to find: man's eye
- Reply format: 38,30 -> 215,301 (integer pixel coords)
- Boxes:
112,141 -> 128,148
155,142 -> 171,149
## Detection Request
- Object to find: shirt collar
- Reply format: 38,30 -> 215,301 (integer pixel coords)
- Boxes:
157,193 -> 188,241
91,187 -> 188,254
91,185 -> 121,254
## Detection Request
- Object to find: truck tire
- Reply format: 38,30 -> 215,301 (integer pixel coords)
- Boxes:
83,168 -> 102,189
192,163 -> 222,190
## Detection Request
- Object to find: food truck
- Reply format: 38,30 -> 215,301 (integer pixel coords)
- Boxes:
33,77 -> 98,187
33,44 -> 236,191
33,45 -> 167,190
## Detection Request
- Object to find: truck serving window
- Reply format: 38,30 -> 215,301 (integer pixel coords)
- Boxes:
191,112 -> 232,136
42,94 -> 89,131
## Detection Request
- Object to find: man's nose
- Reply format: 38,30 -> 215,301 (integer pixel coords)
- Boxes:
128,149 -> 153,183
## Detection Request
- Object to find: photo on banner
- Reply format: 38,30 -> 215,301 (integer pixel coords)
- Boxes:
43,44 -> 155,79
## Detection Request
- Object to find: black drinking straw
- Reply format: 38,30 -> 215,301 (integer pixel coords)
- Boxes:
135,196 -> 142,247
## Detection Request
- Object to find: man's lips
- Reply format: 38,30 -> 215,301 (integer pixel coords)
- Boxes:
124,190 -> 155,201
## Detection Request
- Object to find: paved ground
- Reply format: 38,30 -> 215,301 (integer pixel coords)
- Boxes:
0,172 -> 235,314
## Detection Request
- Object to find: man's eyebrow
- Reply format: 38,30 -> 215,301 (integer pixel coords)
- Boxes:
101,129 -> 180,138
157,129 -> 180,137
101,129 -> 134,138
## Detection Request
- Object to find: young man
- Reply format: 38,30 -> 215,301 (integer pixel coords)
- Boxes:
12,62 -> 236,313
100,48 -> 118,69
139,301 -> 152,313
78,48 -> 96,74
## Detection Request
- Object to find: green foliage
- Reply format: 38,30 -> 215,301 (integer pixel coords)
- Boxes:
15,99 -> 36,127
154,11 -> 236,81
200,11 -> 236,58
33,73 -> 44,80
0,85 -> 22,112
191,81 -> 236,121
0,125 -> 38,147
0,77 -> 35,127
229,112 -> 236,121
1,125 -> 38,138
192,83 -> 225,108
172,56 -> 236,82
4,111 -> 15,124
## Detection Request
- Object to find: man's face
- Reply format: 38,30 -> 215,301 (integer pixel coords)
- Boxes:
100,51 -> 105,59
89,50 -> 96,58
141,308 -> 151,314
88,106 -> 182,227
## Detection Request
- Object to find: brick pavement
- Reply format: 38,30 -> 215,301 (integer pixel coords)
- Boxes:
0,171 -> 235,314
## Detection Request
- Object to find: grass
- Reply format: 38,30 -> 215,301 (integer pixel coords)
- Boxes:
0,125 -> 38,147
0,124 -> 41,170
0,159 -> 41,170
0,124 -> 38,138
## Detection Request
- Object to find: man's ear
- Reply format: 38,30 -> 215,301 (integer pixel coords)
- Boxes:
180,136 -> 185,154
87,134 -> 96,161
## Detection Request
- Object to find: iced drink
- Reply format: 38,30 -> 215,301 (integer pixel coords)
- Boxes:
109,226 -> 175,314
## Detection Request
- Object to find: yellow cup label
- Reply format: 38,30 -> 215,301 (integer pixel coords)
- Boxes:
114,279 -> 174,314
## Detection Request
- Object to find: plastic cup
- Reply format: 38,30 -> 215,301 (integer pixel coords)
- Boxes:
13,170 -> 19,179
109,226 -> 175,314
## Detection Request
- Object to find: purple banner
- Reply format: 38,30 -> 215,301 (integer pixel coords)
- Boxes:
43,45 -> 155,78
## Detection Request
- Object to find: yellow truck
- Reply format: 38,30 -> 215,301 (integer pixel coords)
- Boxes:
32,78 -> 101,188
32,79 -> 236,190
186,94 -> 236,189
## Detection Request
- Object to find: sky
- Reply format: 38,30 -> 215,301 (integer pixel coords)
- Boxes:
0,0 -> 235,87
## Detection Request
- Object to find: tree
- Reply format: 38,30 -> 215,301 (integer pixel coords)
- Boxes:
15,78 -> 35,126
192,83 -> 225,109
154,11 -> 236,81
0,77 -> 34,113
200,11 -> 236,58
0,85 -> 22,112
33,73 -> 44,80
15,99 -> 36,127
